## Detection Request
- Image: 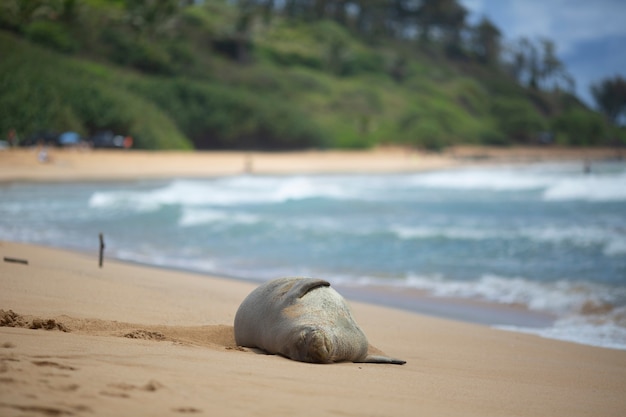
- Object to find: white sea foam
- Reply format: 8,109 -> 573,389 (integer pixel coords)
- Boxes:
88,176 -> 355,212
497,307 -> 626,351
202,176 -> 353,203
340,272 -> 626,350
405,163 -> 626,202
392,225 -> 501,240
522,226 -> 626,256
114,248 -> 219,273
409,167 -> 554,191
88,191 -> 157,212
361,273 -> 626,318
178,208 -> 260,227
272,176 -> 349,201
605,238 -> 626,256
87,163 -> 626,213
391,224 -> 626,255
542,172 -> 626,202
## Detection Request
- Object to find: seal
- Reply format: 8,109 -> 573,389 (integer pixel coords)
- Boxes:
234,277 -> 406,364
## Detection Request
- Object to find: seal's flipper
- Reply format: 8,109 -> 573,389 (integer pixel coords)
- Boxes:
286,278 -> 330,299
360,355 -> 406,365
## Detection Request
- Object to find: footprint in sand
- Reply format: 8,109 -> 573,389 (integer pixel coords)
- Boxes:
101,380 -> 164,398
173,407 -> 203,413
2,403 -> 92,415
32,360 -> 77,371
51,383 -> 80,392
123,329 -> 166,340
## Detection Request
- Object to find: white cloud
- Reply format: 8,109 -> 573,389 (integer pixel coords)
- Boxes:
508,3 -> 551,38
461,0 -> 626,54
460,0 -> 626,105
459,0 -> 485,12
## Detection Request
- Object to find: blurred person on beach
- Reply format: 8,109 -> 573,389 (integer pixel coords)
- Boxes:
124,135 -> 133,149
7,128 -> 18,147
37,141 -> 50,163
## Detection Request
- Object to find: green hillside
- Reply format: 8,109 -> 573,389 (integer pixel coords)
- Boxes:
0,0 -> 622,150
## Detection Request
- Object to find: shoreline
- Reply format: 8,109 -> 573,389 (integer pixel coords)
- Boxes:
21,239 -> 558,330
2,240 -> 626,416
105,252 -> 558,330
0,145 -> 623,184
337,284 -> 555,329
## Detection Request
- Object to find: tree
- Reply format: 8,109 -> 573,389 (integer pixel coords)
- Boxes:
0,0 -> 48,31
260,0 -> 275,24
520,37 -> 540,89
59,0 -> 79,24
591,75 -> 626,125
352,0 -> 395,39
415,0 -> 467,47
469,16 -> 500,65
124,0 -> 179,40
333,88 -> 382,135
315,20 -> 351,74
537,39 -> 573,92
551,108 -> 607,146
491,97 -> 546,142
504,37 -> 573,93
233,0 -> 255,63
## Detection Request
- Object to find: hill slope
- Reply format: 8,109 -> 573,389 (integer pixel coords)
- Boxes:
0,0 -> 620,150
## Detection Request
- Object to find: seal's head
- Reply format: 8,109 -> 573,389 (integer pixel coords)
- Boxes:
287,327 -> 334,363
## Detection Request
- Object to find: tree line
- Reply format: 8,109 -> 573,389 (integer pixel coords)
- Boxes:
232,0 -> 623,124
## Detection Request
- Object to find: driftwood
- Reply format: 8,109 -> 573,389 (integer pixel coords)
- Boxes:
4,257 -> 28,265
99,233 -> 105,268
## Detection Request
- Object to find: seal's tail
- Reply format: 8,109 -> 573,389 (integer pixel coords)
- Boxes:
360,355 -> 406,365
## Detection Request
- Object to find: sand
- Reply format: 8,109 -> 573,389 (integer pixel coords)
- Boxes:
0,147 -> 456,182
1,147 -> 626,416
2,241 -> 625,417
1,145 -> 622,183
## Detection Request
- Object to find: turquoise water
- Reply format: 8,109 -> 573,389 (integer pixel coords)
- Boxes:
1,161 -> 625,349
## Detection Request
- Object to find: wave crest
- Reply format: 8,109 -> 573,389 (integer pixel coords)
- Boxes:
408,164 -> 626,202
542,173 -> 626,202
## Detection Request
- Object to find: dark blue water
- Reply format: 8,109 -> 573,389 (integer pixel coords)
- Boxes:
1,161 -> 625,349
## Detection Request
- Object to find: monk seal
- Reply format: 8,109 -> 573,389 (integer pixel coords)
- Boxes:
234,277 -> 406,364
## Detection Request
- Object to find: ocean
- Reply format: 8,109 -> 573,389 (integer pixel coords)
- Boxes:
1,161 -> 625,350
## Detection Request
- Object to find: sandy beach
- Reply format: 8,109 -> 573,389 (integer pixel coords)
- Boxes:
0,145 -> 622,183
1,147 -> 626,416
0,147 -> 455,183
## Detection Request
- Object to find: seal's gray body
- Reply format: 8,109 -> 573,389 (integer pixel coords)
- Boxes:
234,277 -> 405,364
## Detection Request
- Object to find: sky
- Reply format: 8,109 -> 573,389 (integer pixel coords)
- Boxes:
459,0 -> 626,107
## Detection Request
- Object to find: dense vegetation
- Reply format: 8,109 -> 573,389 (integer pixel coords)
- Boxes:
0,0 -> 624,150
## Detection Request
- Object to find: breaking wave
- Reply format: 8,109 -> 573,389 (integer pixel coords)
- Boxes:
88,176 -> 354,212
542,172 -> 626,202
408,163 -> 626,202
338,273 -> 626,350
